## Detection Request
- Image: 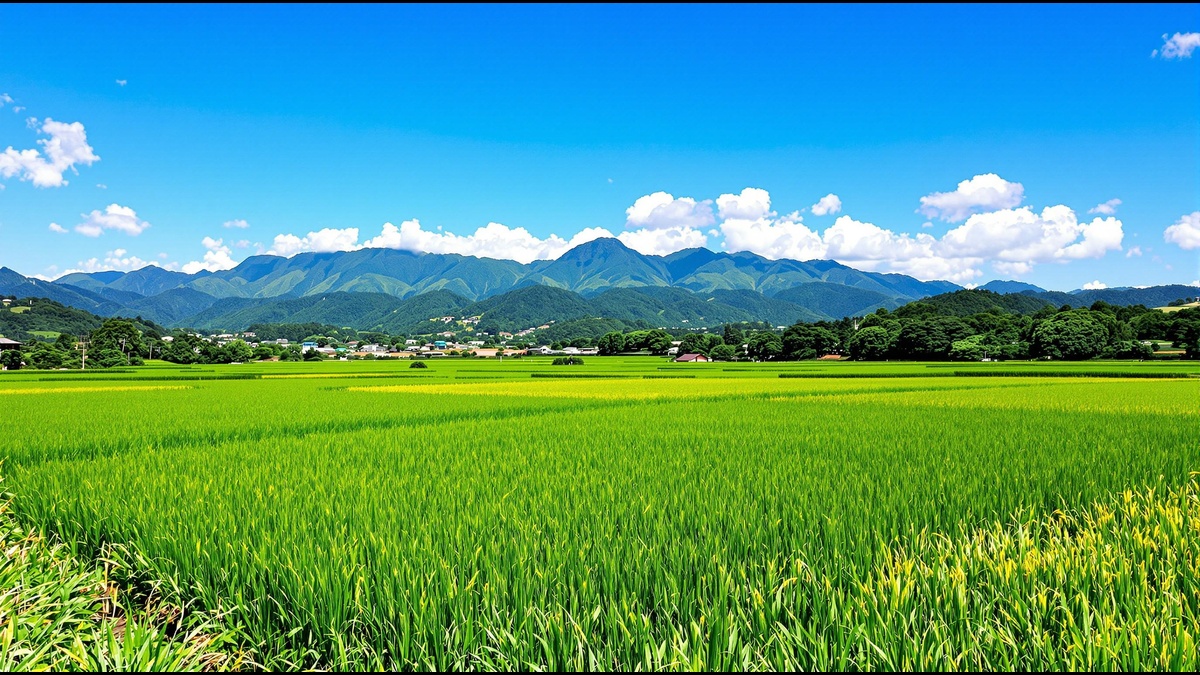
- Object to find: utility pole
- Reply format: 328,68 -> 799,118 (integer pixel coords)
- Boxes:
79,334 -> 88,370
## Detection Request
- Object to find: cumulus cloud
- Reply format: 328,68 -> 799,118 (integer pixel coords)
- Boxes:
717,187 -> 773,221
63,249 -> 157,275
0,93 -> 12,107
116,79 -> 127,87
939,206 -> 1122,264
810,193 -> 842,216
0,118 -> 99,188
1088,198 -> 1121,215
1126,246 -> 1143,258
364,220 -> 614,263
617,226 -> 708,256
268,220 -> 616,264
1164,211 -> 1200,250
268,227 -> 361,257
75,204 -> 151,237
223,219 -> 249,229
1153,32 -> 1200,59
182,237 -> 238,274
48,222 -> 67,234
1082,280 -> 1107,290
721,210 -> 825,262
713,188 -> 1123,283
918,173 -> 1024,222
625,192 -> 714,230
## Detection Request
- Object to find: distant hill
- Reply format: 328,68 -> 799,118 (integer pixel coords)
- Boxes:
979,280 -> 1046,294
26,237 -> 959,309
0,297 -> 165,342
772,282 -> 902,319
5,239 -> 1196,332
900,289 -> 1055,317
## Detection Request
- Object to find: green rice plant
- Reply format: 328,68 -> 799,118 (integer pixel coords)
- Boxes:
0,359 -> 1197,669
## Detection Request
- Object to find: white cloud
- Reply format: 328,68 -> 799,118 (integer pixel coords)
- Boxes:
48,222 -> 67,234
1125,246 -> 1142,258
918,173 -> 1024,222
1153,32 -> 1200,59
223,219 -> 249,229
234,240 -> 250,249
0,118 -> 100,188
1088,198 -> 1121,215
710,187 -> 1123,283
617,226 -> 707,256
625,192 -> 714,230
116,79 -> 127,87
1082,280 -> 1107,290
62,249 -> 157,276
810,193 -> 842,216
74,204 -> 151,237
268,227 -> 361,257
96,183 -> 107,189
0,93 -> 12,107
268,220 -> 616,264
720,211 -> 824,261
182,237 -> 238,274
362,219 -> 613,263
1164,211 -> 1200,250
938,206 -> 1123,264
717,187 -> 773,221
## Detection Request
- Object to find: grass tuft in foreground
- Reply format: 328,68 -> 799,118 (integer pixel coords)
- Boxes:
0,488 -> 243,672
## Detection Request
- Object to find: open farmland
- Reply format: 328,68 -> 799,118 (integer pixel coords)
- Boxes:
1,357 -> 1199,670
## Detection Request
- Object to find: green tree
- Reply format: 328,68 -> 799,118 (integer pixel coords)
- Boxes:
596,331 -> 626,355
90,348 -> 127,369
948,334 -> 986,361
847,326 -> 892,361
90,319 -> 144,360
1031,311 -> 1109,360
893,317 -> 972,360
782,325 -> 841,360
1,349 -> 23,370
710,344 -> 737,361
645,330 -> 674,355
746,332 -> 782,360
678,333 -> 723,357
54,333 -> 77,351
722,324 -> 745,348
226,339 -> 254,363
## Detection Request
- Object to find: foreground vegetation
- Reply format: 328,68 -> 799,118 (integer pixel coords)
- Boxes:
0,357 -> 1196,669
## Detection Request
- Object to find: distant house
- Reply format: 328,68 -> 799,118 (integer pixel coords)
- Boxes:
0,337 -> 21,350
674,353 -> 709,363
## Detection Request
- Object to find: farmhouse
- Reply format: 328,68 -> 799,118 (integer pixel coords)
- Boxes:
674,353 -> 709,363
0,337 -> 21,350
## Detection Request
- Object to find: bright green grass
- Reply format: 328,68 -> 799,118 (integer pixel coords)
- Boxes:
0,357 -> 1198,670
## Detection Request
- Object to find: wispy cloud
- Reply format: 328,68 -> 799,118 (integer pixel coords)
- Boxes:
1152,32 -> 1200,59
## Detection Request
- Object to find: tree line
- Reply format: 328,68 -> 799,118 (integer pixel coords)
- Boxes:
594,301 -> 1200,361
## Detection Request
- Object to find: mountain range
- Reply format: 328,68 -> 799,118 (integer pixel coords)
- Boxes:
1,238 -> 1195,333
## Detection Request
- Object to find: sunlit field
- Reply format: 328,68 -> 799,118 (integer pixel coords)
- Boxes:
2,357 -> 1197,670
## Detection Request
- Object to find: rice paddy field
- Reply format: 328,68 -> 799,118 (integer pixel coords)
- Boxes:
1,357 -> 1198,670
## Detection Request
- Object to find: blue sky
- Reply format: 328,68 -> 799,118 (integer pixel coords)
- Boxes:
0,4 -> 1197,291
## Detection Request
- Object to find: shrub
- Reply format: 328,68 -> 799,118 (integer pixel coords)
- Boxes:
409,361 -> 428,369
